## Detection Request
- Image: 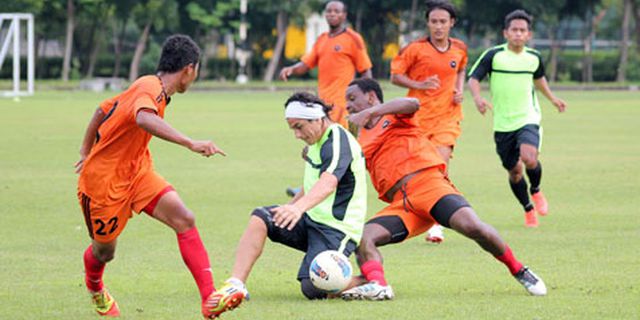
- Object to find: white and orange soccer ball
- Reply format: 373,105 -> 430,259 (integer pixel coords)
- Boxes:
309,250 -> 353,293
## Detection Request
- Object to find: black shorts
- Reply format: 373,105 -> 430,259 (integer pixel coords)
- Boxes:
252,206 -> 357,281
494,124 -> 540,170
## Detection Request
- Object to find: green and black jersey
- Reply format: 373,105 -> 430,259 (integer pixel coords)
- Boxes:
303,123 -> 367,244
468,43 -> 545,132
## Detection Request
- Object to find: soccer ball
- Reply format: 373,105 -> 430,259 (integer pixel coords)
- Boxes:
309,250 -> 353,293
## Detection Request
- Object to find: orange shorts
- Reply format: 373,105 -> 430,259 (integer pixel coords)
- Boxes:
78,170 -> 172,243
420,118 -> 461,148
371,166 -> 462,240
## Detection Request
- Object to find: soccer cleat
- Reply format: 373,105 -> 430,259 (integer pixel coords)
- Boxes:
531,191 -> 548,216
202,281 -> 248,319
514,266 -> 547,296
341,281 -> 394,301
524,209 -> 538,227
425,224 -> 445,243
90,289 -> 120,317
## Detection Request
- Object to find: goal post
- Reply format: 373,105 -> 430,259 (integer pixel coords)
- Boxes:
0,13 -> 35,98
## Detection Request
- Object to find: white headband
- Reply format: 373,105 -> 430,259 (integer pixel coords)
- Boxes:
285,101 -> 326,120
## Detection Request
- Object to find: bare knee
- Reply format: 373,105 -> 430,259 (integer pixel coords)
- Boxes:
93,245 -> 115,263
508,164 -> 524,181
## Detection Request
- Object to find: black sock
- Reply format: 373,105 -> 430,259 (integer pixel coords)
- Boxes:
509,178 -> 533,212
526,161 -> 542,194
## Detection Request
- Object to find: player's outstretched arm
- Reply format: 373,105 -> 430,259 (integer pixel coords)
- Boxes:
272,172 -> 338,230
279,62 -> 310,81
468,78 -> 493,116
135,109 -> 226,157
75,107 -> 106,173
534,77 -> 567,112
390,73 -> 440,91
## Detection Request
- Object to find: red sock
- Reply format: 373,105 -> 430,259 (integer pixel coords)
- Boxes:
177,227 -> 214,301
84,245 -> 105,292
360,260 -> 387,286
495,245 -> 524,275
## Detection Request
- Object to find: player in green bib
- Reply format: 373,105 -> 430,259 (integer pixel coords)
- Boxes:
208,92 -> 368,316
468,9 -> 567,227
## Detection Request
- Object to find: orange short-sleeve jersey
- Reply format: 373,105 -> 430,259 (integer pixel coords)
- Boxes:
78,75 -> 169,206
391,37 -> 467,123
358,113 -> 446,201
301,28 -> 372,125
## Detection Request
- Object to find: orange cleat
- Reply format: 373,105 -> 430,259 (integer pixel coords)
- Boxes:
531,191 -> 548,216
201,281 -> 247,319
90,289 -> 120,317
524,209 -> 538,227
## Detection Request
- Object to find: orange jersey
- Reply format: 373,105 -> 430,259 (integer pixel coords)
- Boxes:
357,113 -> 446,201
301,28 -> 372,126
78,75 -> 169,206
391,37 -> 467,125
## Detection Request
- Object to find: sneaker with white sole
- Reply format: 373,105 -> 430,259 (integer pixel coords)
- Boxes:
341,281 -> 394,301
425,224 -> 445,243
514,266 -> 547,296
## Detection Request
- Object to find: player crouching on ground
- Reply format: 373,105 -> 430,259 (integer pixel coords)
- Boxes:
341,78 -> 547,300
209,92 -> 368,316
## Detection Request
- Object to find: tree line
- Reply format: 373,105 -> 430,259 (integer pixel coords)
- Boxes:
2,0 -> 640,83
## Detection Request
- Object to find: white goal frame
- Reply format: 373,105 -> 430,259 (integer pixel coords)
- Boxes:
0,13 -> 34,97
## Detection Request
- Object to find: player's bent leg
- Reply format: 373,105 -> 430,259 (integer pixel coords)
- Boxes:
448,206 -> 547,296
448,206 -> 505,256
149,190 -> 217,316
85,240 -> 120,317
301,278 -> 328,300
343,219 -> 399,301
231,214 -> 269,283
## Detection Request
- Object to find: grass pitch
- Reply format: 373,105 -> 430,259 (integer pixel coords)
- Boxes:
0,87 -> 638,319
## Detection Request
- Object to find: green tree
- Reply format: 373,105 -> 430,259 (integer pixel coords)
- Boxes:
129,0 -> 179,81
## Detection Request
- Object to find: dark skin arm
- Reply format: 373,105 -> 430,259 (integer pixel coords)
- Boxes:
348,97 -> 420,128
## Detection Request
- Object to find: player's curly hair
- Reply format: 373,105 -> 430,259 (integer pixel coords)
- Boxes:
504,9 -> 533,30
349,78 -> 384,103
284,92 -> 332,117
424,0 -> 457,20
157,34 -> 201,73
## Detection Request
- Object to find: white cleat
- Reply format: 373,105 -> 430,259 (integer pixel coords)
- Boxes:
341,281 -> 394,301
425,224 -> 445,243
514,266 -> 547,296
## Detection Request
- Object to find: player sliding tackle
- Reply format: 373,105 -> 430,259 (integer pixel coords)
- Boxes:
209,92 -> 368,316
341,78 -> 547,300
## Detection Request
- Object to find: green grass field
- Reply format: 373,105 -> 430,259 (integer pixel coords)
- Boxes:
1,87 -> 639,319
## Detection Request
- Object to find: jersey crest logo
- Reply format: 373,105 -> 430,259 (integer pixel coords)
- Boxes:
382,120 -> 390,129
450,60 -> 457,68
334,45 -> 342,52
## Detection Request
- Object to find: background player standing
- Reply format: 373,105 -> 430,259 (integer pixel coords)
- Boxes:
280,0 -> 373,128
390,0 -> 467,243
467,9 -> 567,227
75,35 -> 226,319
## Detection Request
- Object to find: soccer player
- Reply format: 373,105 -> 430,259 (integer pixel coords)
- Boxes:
467,10 -> 567,227
341,78 -> 547,300
390,0 -> 468,243
279,0 -> 372,128
75,35 -> 227,319
209,92 -> 368,315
